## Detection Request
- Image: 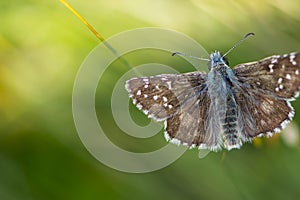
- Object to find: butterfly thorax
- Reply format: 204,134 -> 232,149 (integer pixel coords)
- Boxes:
206,51 -> 242,149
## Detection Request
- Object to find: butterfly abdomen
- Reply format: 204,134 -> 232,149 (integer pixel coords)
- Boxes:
220,96 -> 242,149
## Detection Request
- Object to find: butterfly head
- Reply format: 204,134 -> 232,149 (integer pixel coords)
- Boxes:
208,51 -> 229,70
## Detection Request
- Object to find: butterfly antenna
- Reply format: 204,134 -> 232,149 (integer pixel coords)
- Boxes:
222,32 -> 255,58
172,52 -> 210,61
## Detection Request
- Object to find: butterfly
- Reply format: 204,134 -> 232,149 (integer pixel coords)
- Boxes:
125,33 -> 300,151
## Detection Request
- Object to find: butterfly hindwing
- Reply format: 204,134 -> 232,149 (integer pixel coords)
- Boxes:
234,85 -> 294,139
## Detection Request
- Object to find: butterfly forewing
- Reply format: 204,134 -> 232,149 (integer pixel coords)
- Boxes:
233,52 -> 300,99
126,72 -> 211,147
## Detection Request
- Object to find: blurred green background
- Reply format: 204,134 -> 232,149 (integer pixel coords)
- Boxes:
1,0 -> 300,199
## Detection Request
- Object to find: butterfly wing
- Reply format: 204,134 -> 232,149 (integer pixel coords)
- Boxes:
126,72 -> 207,119
126,72 -> 215,148
164,85 -> 219,150
233,52 -> 300,138
234,85 -> 293,139
233,52 -> 300,99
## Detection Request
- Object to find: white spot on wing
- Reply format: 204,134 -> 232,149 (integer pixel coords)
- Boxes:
136,103 -> 142,109
163,96 -> 168,102
271,59 -> 278,64
143,78 -> 149,84
281,119 -> 291,130
287,102 -> 295,119
226,143 -> 241,151
279,84 -> 283,89
274,127 -> 281,133
136,90 -> 141,95
278,78 -> 283,84
170,138 -> 181,146
286,74 -> 292,80
143,110 -> 149,115
164,121 -> 171,142
290,54 -> 296,65
268,64 -> 274,73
